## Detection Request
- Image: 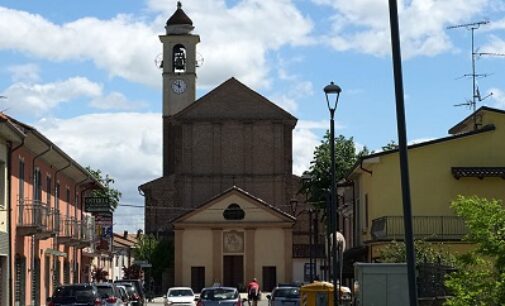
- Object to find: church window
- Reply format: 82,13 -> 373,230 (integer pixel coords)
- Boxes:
223,203 -> 245,220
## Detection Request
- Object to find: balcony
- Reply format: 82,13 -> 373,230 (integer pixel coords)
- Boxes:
76,216 -> 95,249
57,216 -> 77,245
371,216 -> 467,241
17,200 -> 57,238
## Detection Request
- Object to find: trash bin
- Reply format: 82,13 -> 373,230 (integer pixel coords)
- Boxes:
300,281 -> 351,306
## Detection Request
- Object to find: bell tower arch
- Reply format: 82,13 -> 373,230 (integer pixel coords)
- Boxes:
159,1 -> 200,116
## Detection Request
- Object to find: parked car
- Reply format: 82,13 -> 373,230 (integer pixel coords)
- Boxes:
266,286 -> 300,306
95,283 -> 125,306
115,279 -> 145,305
47,283 -> 102,306
197,287 -> 245,306
114,281 -> 143,306
165,287 -> 196,306
115,285 -> 132,305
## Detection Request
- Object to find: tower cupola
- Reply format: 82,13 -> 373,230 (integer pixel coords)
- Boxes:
165,2 -> 194,34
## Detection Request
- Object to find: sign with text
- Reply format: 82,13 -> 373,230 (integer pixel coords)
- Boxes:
94,212 -> 113,253
85,197 -> 113,213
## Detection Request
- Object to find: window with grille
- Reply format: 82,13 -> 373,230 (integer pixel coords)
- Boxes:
63,261 -> 70,284
46,176 -> 52,207
53,259 -> 60,289
32,257 -> 40,306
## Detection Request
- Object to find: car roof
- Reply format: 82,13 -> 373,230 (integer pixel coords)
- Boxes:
169,287 -> 194,291
202,287 -> 237,291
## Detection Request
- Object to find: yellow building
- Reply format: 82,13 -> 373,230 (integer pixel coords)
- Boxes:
347,106 -> 505,261
172,186 -> 295,292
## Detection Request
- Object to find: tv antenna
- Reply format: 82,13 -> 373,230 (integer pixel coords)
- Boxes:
447,20 -> 492,129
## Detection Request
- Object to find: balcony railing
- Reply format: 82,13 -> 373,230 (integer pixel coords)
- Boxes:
57,216 -> 77,245
76,216 -> 95,249
371,216 -> 467,241
17,200 -> 56,238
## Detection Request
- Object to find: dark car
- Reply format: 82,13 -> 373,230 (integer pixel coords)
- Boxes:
114,281 -> 144,306
197,287 -> 244,306
48,283 -> 102,306
266,286 -> 300,306
115,279 -> 145,305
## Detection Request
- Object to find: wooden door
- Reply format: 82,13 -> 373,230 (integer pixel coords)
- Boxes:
191,267 -> 205,293
223,256 -> 244,289
262,266 -> 277,292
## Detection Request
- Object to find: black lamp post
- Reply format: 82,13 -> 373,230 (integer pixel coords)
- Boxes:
324,81 -> 341,306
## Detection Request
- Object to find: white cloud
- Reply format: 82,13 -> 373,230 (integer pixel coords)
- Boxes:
7,63 -> 40,82
0,2 -> 313,90
36,112 -> 162,230
488,87 -> 505,108
89,92 -> 146,111
1,77 -> 102,117
315,0 -> 493,58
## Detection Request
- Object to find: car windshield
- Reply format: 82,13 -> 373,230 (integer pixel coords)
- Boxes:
273,288 -> 299,298
96,286 -> 115,298
169,289 -> 194,297
117,283 -> 136,295
201,289 -> 238,301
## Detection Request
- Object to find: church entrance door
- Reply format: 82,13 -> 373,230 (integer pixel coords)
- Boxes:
223,255 -> 243,289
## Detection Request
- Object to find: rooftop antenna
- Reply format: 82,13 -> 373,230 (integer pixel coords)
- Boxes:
447,20 -> 490,130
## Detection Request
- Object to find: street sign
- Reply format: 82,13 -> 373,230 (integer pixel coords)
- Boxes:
85,197 -> 113,213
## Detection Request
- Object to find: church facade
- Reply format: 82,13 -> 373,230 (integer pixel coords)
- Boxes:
140,3 -> 316,290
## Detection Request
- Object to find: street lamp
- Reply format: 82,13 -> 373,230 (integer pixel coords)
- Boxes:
324,81 -> 341,306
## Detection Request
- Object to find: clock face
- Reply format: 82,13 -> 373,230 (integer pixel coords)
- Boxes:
171,79 -> 187,94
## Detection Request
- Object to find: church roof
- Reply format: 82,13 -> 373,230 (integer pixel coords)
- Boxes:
166,1 -> 193,26
174,77 -> 297,122
171,185 -> 296,223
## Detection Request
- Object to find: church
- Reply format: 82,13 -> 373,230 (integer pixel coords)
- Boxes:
139,2 -> 316,292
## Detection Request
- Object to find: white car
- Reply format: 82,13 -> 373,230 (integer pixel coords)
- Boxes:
165,287 -> 196,306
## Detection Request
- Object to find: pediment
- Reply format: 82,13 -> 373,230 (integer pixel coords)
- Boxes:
173,186 -> 295,225
174,78 -> 297,122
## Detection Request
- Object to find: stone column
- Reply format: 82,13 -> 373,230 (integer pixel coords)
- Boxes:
245,228 -> 256,281
212,228 -> 222,284
284,228 -> 293,282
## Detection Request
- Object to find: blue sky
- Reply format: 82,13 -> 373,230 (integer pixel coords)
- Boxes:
1,0 -> 505,231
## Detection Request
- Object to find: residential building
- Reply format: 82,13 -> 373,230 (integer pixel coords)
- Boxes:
7,116 -> 100,306
111,231 -> 138,281
347,106 -> 505,264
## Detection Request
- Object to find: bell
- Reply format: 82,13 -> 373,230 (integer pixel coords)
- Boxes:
174,56 -> 185,70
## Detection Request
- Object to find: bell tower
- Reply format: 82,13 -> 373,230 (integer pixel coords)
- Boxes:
160,1 -> 200,116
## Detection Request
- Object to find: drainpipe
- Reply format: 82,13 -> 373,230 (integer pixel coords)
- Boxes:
9,139 -> 24,305
31,145 -> 51,305
73,177 -> 90,283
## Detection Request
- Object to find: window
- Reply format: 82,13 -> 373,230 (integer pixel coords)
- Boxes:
34,168 -> 42,202
19,159 -> 25,202
0,161 -> 5,207
66,188 -> 71,219
365,194 -> 369,229
223,203 -> 245,220
46,176 -> 52,207
55,183 -> 60,210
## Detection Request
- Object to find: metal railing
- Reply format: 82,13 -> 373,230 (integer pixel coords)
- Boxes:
58,215 -> 76,240
371,216 -> 467,241
17,200 -> 50,234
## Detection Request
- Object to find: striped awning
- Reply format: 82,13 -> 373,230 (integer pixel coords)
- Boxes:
452,167 -> 505,179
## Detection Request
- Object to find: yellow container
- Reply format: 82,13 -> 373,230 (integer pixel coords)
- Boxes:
300,282 -> 334,306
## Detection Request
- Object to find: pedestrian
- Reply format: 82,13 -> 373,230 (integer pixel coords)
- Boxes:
246,278 -> 261,306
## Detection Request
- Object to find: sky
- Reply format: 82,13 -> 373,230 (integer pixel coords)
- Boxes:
1,0 -> 505,232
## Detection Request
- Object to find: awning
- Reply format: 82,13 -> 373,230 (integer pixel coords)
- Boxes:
45,248 -> 67,258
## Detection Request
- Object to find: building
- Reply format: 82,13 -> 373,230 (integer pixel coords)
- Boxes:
347,106 -> 505,262
111,231 -> 138,281
140,3 -> 315,291
7,115 -> 100,306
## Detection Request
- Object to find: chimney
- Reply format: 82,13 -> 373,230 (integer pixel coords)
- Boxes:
123,230 -> 128,239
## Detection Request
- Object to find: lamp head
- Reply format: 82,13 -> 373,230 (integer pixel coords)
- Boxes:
324,81 -> 342,111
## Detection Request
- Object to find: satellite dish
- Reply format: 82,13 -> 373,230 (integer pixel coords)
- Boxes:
154,53 -> 163,69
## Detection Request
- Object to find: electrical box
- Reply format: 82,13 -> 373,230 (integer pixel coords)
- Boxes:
354,263 -> 409,306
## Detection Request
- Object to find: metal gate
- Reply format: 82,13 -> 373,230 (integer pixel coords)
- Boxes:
15,255 -> 26,306
32,257 -> 40,306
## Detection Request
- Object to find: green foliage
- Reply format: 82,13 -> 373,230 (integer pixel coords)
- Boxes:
381,140 -> 398,151
86,166 -> 122,209
123,264 -> 143,279
444,196 -> 505,306
133,234 -> 158,262
300,132 -> 369,211
92,266 -> 109,282
379,240 -> 455,266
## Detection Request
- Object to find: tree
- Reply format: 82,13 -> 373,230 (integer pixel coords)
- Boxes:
444,196 -> 505,305
381,140 -> 398,151
86,166 -> 122,209
300,132 -> 369,211
123,264 -> 143,279
378,240 -> 455,265
92,266 -> 109,282
133,234 -> 158,263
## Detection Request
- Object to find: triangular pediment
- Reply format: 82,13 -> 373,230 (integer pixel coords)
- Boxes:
174,77 -> 297,122
173,186 -> 295,225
